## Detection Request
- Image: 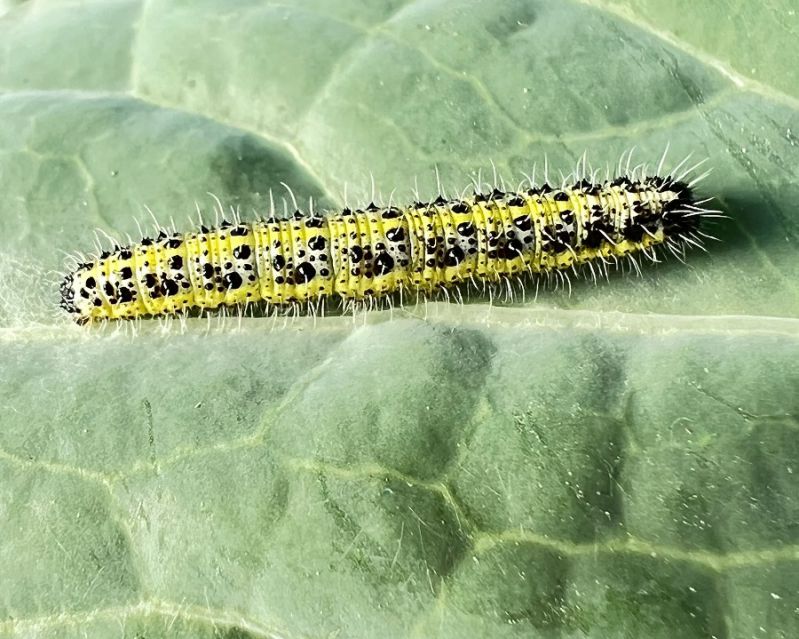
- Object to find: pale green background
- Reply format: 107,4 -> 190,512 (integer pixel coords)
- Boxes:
0,1 -> 797,638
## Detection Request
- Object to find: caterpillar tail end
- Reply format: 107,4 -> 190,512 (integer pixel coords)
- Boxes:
60,269 -> 91,325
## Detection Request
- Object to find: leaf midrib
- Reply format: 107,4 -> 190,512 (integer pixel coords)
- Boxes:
1,306 -> 797,343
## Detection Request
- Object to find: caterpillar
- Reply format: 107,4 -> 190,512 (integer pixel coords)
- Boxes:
59,157 -> 717,324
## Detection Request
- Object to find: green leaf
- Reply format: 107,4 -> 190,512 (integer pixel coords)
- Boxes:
0,1 -> 797,637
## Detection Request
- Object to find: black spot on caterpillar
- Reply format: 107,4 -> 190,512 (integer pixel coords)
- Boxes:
60,157 -> 719,324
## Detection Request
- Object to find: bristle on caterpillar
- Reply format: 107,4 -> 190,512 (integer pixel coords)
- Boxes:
59,158 -> 719,324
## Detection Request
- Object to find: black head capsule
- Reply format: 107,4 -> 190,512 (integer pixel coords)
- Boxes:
660,180 -> 701,235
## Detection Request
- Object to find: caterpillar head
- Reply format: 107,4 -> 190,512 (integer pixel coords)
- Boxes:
661,180 -> 701,237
